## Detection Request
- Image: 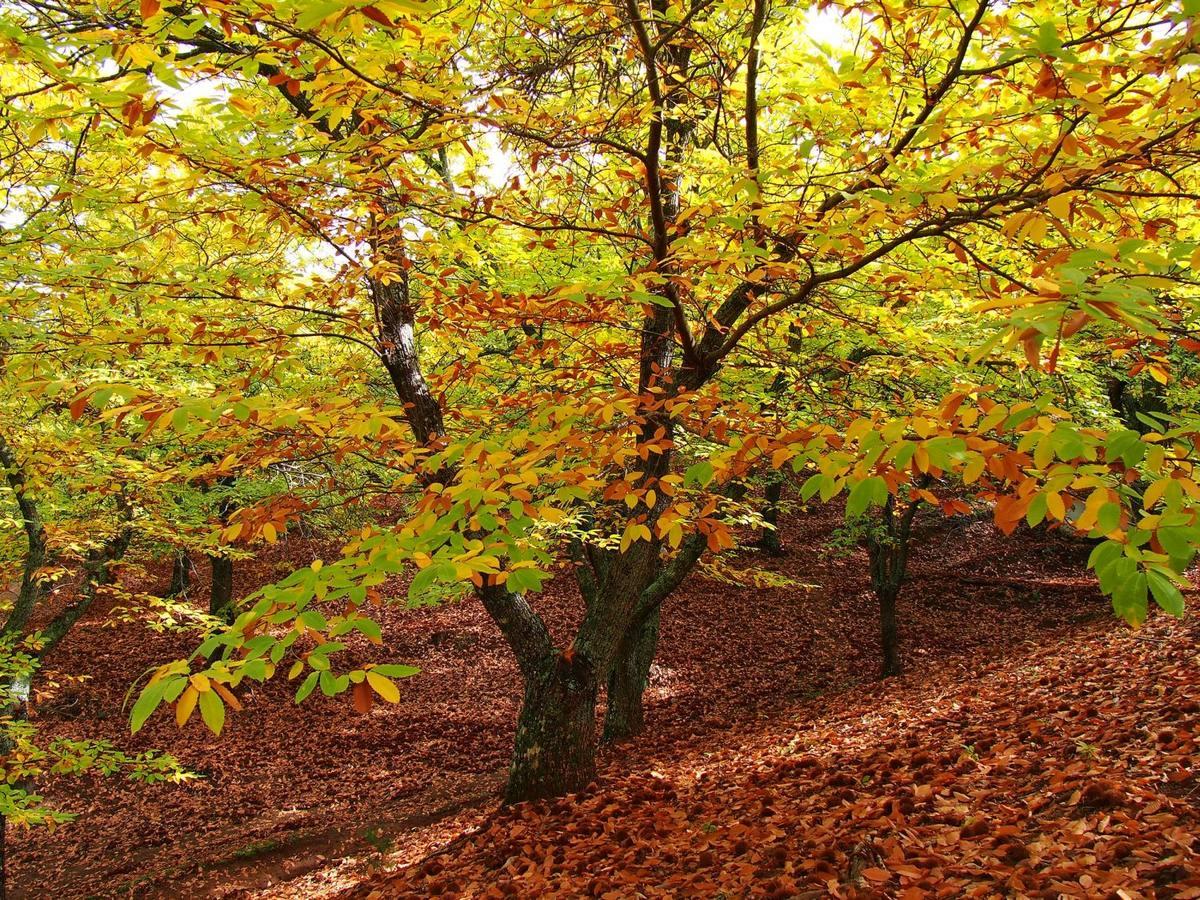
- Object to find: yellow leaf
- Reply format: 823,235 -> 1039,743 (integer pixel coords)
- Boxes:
176,686 -> 198,727
1047,193 -> 1071,218
262,522 -> 277,543
125,43 -> 160,67
963,454 -> 985,485
366,671 -> 400,703
619,522 -> 636,553
229,96 -> 257,117
1046,491 -> 1066,521
1144,478 -> 1169,510
667,524 -> 683,549
190,673 -> 211,692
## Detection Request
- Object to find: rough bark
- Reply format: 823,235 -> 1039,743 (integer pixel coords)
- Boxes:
505,652 -> 599,802
209,554 -> 234,623
373,266 -> 445,448
603,607 -> 659,743
165,550 -> 191,598
756,475 -> 784,557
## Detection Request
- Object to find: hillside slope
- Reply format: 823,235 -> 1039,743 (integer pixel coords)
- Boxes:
14,512 -> 1193,898
354,613 -> 1199,899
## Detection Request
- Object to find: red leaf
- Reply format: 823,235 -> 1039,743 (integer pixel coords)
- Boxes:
360,5 -> 394,27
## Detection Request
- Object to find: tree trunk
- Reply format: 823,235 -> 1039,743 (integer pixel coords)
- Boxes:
209,554 -> 234,623
603,607 -> 659,743
756,476 -> 784,556
878,586 -> 902,677
505,654 -> 598,803
166,550 -> 190,597
866,491 -> 921,679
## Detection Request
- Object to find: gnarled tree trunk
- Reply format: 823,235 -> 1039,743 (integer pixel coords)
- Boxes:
505,651 -> 599,801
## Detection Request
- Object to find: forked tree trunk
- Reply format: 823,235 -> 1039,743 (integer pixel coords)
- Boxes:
866,491 -> 921,679
603,607 -> 660,743
505,653 -> 599,802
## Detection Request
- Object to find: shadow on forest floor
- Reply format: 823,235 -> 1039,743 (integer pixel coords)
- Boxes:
16,507 -> 1127,898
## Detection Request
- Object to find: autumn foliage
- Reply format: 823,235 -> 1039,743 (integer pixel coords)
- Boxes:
1,0 -> 1199,894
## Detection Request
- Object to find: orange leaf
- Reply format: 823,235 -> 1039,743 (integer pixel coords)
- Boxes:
213,682 -> 243,712
140,0 -> 160,18
353,680 -> 373,714
862,867 -> 891,882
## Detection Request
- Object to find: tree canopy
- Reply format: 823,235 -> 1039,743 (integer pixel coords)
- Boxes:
1,0 -> 1199,822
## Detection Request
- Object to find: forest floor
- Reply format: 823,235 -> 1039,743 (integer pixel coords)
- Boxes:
12,508 -> 1198,898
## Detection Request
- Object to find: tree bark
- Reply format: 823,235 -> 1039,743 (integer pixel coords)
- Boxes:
756,475 -> 784,556
866,492 -> 921,679
505,652 -> 599,802
0,436 -> 48,637
603,607 -> 659,743
878,585 -> 902,677
373,267 -> 445,449
166,550 -> 191,598
209,554 -> 234,623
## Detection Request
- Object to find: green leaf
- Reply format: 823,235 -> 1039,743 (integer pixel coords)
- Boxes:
354,617 -> 382,642
408,564 -> 441,600
295,671 -> 319,703
1034,21 -> 1063,53
1156,526 -> 1199,559
371,664 -> 420,678
198,689 -> 225,736
130,677 -> 170,733
1096,502 -> 1122,535
1087,539 -> 1123,572
800,473 -> 826,502
1110,571 -> 1148,627
1147,569 -> 1185,616
684,461 -> 715,488
846,476 -> 886,520
295,0 -> 341,29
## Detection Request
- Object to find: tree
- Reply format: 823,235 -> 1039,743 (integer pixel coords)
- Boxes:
4,0 -> 1199,805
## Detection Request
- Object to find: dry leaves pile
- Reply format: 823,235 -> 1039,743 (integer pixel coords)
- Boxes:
361,613 -> 1198,899
12,509 -> 1196,898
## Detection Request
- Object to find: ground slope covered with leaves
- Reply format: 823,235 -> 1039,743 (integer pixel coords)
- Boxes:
359,607 -> 1199,899
14,510 -> 1191,898
360,609 -> 1195,897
